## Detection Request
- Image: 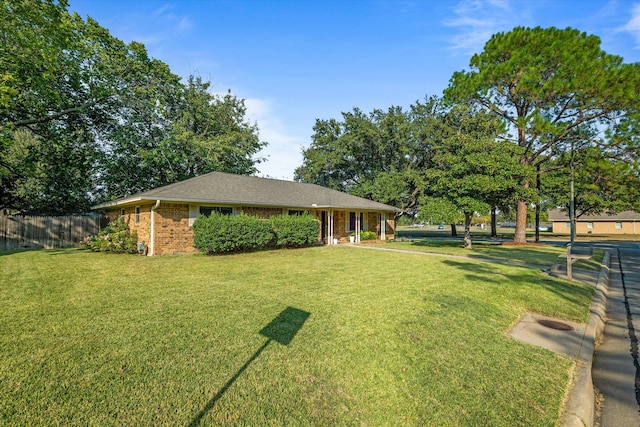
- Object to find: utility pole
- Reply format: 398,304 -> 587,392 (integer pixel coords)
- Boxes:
569,141 -> 575,246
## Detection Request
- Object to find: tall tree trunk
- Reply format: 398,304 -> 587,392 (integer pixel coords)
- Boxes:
514,131 -> 531,244
491,206 -> 497,238
514,199 -> 528,243
534,163 -> 541,243
535,203 -> 540,243
464,212 -> 472,249
450,224 -> 457,237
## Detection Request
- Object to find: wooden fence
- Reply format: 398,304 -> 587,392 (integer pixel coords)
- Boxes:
0,214 -> 107,251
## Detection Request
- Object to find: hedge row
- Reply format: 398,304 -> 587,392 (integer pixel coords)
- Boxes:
193,213 -> 320,254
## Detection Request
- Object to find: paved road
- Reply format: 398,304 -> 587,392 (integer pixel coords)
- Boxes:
591,241 -> 640,427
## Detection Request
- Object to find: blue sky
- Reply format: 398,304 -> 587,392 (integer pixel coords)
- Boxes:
68,0 -> 640,180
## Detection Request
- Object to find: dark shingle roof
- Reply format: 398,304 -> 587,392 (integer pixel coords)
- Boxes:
92,172 -> 399,212
548,208 -> 640,221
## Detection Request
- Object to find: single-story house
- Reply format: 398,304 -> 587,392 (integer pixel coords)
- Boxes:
92,172 -> 400,255
548,208 -> 640,235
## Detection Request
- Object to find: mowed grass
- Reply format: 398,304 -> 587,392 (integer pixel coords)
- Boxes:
375,240 -> 605,271
0,247 -> 593,426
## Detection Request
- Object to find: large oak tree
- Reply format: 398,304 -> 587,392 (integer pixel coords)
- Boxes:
294,97 -> 443,215
1,0 -> 265,213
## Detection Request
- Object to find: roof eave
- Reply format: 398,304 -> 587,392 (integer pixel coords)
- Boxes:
92,196 -> 399,212
91,196 -> 146,210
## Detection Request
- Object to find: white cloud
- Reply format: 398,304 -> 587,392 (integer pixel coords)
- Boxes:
243,98 -> 304,181
178,16 -> 192,31
621,3 -> 640,47
152,3 -> 192,30
443,0 -> 525,53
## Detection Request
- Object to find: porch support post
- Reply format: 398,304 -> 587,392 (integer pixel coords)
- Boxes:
355,211 -> 361,243
148,199 -> 160,256
328,210 -> 334,245
380,213 -> 386,241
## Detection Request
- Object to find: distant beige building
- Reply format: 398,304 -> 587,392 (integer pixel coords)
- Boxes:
548,209 -> 640,235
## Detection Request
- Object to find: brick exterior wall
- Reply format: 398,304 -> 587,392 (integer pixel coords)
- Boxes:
154,203 -> 197,255
106,204 -> 154,250
107,204 -> 396,254
385,213 -> 395,236
106,203 -> 195,255
367,212 -> 381,235
334,211 -> 347,240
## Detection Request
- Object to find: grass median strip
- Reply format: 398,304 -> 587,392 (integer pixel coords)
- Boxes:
0,247 -> 592,426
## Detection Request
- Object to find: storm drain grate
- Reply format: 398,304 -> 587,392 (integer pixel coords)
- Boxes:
537,319 -> 574,331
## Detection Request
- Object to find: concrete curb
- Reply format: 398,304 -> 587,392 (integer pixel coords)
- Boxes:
561,250 -> 611,427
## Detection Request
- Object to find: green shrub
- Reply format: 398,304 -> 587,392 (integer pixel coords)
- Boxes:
81,217 -> 138,254
360,231 -> 377,241
193,213 -> 275,254
271,214 -> 320,248
193,213 -> 320,254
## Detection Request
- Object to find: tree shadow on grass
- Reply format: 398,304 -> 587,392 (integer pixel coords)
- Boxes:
187,307 -> 310,427
406,238 -> 568,266
440,259 -> 593,308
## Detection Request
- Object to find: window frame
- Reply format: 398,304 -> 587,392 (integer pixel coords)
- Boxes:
199,206 -> 234,217
135,206 -> 141,224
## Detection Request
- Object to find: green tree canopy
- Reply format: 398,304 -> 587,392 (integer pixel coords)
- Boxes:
421,105 -> 530,248
0,0 -> 265,213
295,97 -> 443,214
540,146 -> 640,218
445,26 -> 640,242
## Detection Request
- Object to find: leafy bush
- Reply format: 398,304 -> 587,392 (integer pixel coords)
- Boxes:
81,217 -> 138,253
360,231 -> 377,241
271,214 -> 320,248
193,213 -> 275,254
193,213 -> 320,254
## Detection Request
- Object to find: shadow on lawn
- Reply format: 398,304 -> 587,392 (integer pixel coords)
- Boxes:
187,306 -> 311,427
440,259 -> 593,308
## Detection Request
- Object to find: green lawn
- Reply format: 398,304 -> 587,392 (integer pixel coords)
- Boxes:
0,247 -> 593,426
372,240 -> 605,270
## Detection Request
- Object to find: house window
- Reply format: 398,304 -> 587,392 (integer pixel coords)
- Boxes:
121,208 -> 125,219
587,222 -> 593,229
565,222 -> 571,229
135,206 -> 140,224
200,206 -> 233,217
349,212 -> 364,231
288,210 -> 307,216
615,222 -> 622,230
